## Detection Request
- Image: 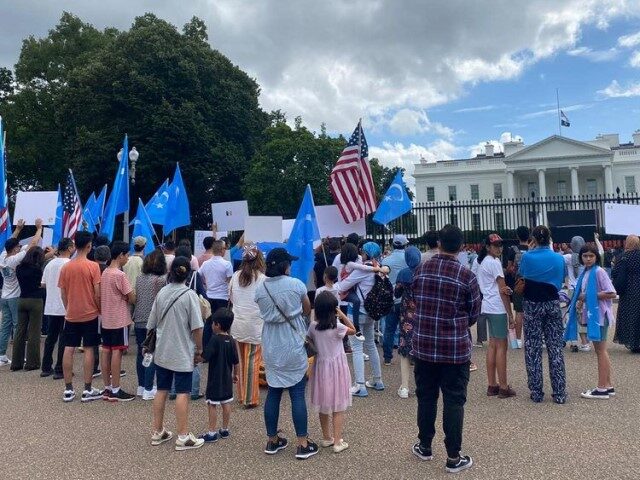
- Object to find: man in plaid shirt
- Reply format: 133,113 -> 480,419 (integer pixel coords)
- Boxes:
411,225 -> 481,474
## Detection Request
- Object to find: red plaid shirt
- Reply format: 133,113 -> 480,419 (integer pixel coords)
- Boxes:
411,254 -> 481,364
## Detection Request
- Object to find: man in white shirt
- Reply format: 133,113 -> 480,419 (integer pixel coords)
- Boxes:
198,240 -> 233,345
40,237 -> 76,378
0,218 -> 43,366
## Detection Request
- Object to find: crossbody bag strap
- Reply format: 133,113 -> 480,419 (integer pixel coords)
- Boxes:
158,288 -> 190,328
263,283 -> 305,341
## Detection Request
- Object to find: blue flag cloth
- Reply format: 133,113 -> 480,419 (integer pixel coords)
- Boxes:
145,179 -> 170,225
164,164 -> 190,235
101,135 -> 130,241
130,198 -> 156,255
565,266 -> 601,342
373,170 -> 412,225
81,204 -> 97,234
93,185 -> 107,222
286,185 -> 321,284
0,117 -> 11,251
51,185 -> 63,247
231,242 -> 286,262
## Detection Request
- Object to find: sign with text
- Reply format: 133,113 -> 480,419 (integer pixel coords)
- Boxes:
315,205 -> 366,238
244,216 -> 283,243
13,191 -> 59,226
604,203 -> 640,236
211,200 -> 249,232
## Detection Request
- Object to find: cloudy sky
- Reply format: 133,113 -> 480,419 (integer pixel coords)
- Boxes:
1,0 -> 640,189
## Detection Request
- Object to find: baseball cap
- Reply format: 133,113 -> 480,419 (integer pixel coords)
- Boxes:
393,234 -> 409,247
486,233 -> 503,245
265,247 -> 298,266
133,236 -> 147,247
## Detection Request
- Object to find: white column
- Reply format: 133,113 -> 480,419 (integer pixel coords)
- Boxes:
570,166 -> 580,197
604,164 -> 613,195
506,170 -> 515,199
537,168 -> 547,198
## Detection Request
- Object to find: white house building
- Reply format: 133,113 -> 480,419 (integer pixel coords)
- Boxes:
413,132 -> 640,231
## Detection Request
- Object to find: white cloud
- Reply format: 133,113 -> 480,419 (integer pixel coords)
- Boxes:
597,80 -> 640,98
383,109 -> 454,138
453,105 -> 497,113
630,51 -> 640,67
469,132 -> 524,157
567,46 -> 619,61
520,103 -> 592,119
618,30 -> 640,47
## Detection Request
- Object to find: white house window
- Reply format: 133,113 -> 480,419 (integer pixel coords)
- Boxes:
586,178 -> 597,195
448,185 -> 457,201
527,181 -> 538,197
470,184 -> 479,200
557,180 -> 567,197
493,183 -> 503,199
428,215 -> 436,231
495,212 -> 505,230
426,186 -> 435,202
625,176 -> 636,193
472,213 -> 481,230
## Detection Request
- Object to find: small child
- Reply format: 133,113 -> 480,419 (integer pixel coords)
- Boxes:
199,308 -> 239,442
308,291 -> 355,453
316,266 -> 339,301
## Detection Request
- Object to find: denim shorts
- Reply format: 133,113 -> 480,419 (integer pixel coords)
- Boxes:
486,313 -> 508,339
156,364 -> 193,394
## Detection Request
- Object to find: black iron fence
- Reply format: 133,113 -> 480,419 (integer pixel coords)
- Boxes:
368,190 -> 640,247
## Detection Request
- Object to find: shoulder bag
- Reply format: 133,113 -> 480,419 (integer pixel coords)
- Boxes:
189,272 -> 212,320
142,288 -> 190,354
263,284 -> 317,358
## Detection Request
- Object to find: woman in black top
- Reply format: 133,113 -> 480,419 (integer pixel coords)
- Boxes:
12,246 -> 45,370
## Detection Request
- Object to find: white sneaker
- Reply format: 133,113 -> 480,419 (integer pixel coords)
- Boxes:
62,389 -> 76,402
136,386 -> 144,397
354,332 -> 365,342
81,387 -> 102,402
397,387 -> 409,399
151,428 -> 174,446
319,438 -> 334,448
363,353 -> 370,361
142,388 -> 157,401
0,355 -> 11,366
578,343 -> 592,352
516,339 -> 523,349
333,440 -> 349,453
175,433 -> 205,451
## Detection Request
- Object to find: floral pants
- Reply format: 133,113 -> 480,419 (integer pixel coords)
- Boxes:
523,299 -> 567,403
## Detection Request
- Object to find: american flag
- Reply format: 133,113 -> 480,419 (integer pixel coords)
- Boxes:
329,121 -> 376,223
0,119 -> 10,243
62,170 -> 82,239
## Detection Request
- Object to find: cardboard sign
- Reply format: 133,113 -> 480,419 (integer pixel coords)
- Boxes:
604,203 -> 640,236
315,205 -> 366,238
19,226 -> 54,249
244,216 -> 283,243
282,219 -> 296,242
211,201 -> 249,232
193,229 -> 227,257
13,191 -> 59,226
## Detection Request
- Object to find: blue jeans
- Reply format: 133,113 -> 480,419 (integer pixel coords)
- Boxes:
135,326 -> 156,390
383,303 -> 401,362
350,313 -> 382,385
264,376 -> 308,438
0,297 -> 19,356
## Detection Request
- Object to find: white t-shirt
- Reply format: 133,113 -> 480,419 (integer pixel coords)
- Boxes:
0,249 -> 27,299
316,285 -> 339,301
42,257 -> 70,316
477,256 -> 506,314
229,271 -> 265,344
199,256 -> 233,300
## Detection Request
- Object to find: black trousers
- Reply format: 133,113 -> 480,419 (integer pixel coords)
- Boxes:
414,358 -> 470,458
42,315 -> 65,373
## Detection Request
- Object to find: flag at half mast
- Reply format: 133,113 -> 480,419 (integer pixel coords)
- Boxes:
329,120 -> 376,224
560,110 -> 571,127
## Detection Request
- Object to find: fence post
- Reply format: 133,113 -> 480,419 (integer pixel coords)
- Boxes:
616,187 -> 621,204
449,195 -> 455,225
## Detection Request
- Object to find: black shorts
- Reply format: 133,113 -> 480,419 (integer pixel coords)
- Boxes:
101,326 -> 130,351
156,365 -> 192,394
63,318 -> 100,348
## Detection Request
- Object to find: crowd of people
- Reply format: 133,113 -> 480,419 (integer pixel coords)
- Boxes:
1,218 -> 640,473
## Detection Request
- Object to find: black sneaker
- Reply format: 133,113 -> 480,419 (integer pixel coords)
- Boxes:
52,371 -> 64,380
412,442 -> 433,461
113,389 -> 135,402
92,369 -> 102,379
581,388 -> 609,400
295,440 -> 319,460
119,369 -> 127,378
264,436 -> 288,455
446,454 -> 473,473
218,429 -> 230,439
607,388 -> 616,396
40,370 -> 53,377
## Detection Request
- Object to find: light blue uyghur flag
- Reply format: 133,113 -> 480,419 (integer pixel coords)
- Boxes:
373,170 -> 412,225
286,184 -> 320,283
81,203 -> 97,234
51,184 -> 63,246
100,135 -> 130,240
92,184 -> 107,221
130,198 -> 156,255
164,163 -> 190,235
0,117 -> 11,251
145,179 -> 170,225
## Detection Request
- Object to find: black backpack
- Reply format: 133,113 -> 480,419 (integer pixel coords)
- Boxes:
359,273 -> 394,320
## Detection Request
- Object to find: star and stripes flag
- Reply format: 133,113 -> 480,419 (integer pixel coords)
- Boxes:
329,120 -> 376,224
560,110 -> 570,127
62,170 -> 83,239
0,117 -> 11,250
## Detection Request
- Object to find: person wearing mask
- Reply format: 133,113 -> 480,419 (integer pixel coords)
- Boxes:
411,225 -> 480,473
381,235 -> 409,366
519,226 -> 567,404
40,238 -> 75,378
0,218 -> 42,366
254,248 -> 318,459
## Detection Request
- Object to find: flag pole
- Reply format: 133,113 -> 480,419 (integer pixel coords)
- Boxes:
556,88 -> 561,136
139,198 -> 163,248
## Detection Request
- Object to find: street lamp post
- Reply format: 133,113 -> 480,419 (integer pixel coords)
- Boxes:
117,145 -> 139,241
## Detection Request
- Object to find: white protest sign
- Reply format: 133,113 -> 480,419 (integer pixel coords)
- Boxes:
193,229 -> 227,257
282,219 -> 295,242
13,191 -> 59,226
19,226 -> 54,248
211,201 -> 249,232
315,205 -> 366,238
604,202 -> 640,235
244,216 -> 283,242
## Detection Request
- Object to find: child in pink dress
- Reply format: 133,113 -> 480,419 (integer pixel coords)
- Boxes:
307,291 -> 355,453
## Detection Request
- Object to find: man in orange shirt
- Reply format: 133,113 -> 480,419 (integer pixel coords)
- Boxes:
59,231 -> 102,403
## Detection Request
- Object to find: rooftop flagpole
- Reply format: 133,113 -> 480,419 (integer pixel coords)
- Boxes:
556,88 -> 562,136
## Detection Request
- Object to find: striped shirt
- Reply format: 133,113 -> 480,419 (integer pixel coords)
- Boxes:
411,254 -> 481,364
